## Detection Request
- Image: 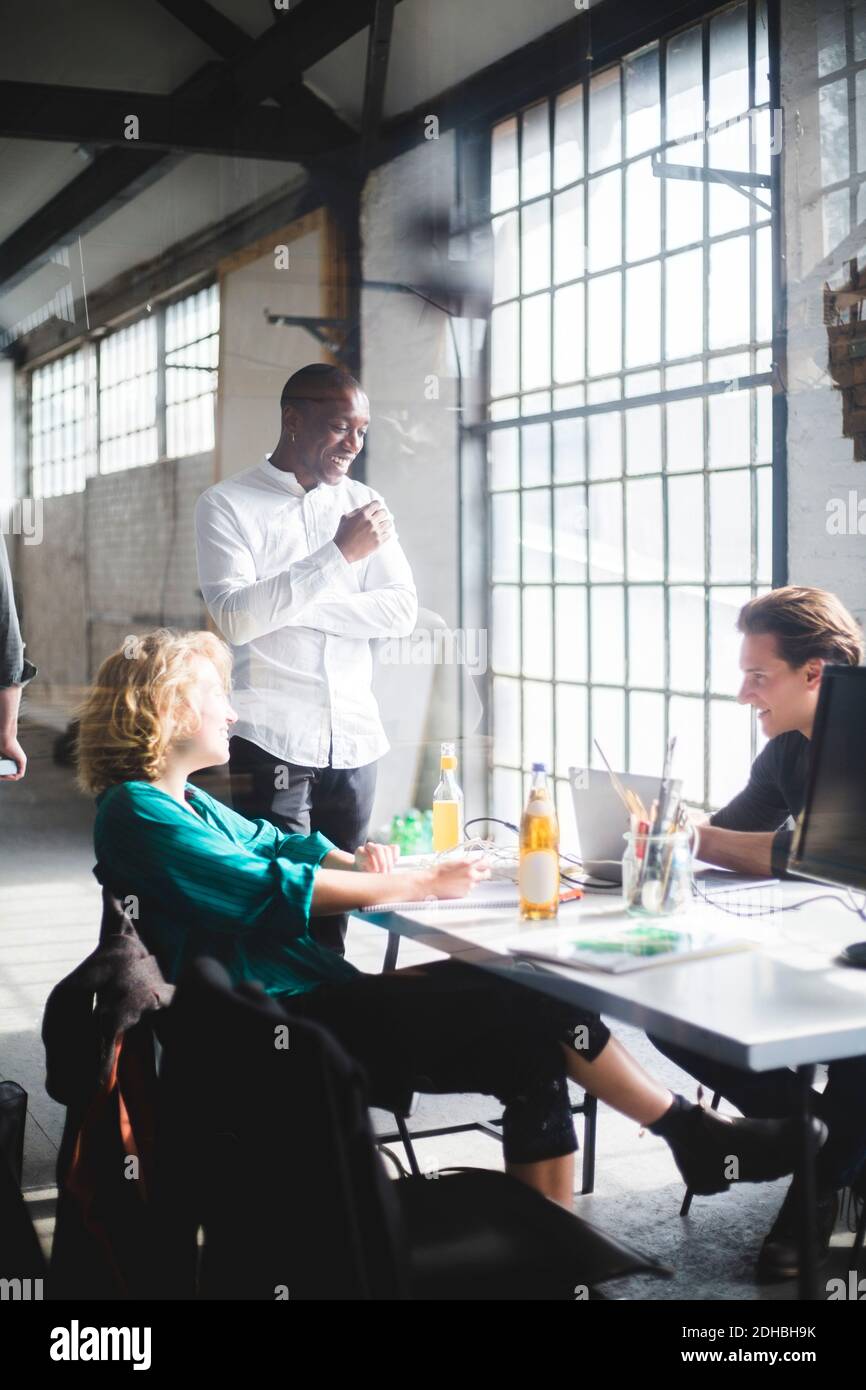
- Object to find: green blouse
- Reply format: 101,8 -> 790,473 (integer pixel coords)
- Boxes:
93,780 -> 361,997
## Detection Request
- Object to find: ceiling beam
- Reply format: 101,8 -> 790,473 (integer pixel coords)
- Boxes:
359,0 -> 396,171
154,0 -> 253,60
0,0 -> 398,295
227,0 -> 396,107
11,174 -> 322,366
0,80 -> 354,162
371,0 -> 729,169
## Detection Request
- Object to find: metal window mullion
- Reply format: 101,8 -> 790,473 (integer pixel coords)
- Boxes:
846,0 -> 858,233
748,0 -> 759,767
620,56 -> 630,772
583,68 -> 593,767
748,0 -> 759,608
768,0 -> 787,590
156,306 -> 167,462
96,340 -> 103,475
476,369 -> 774,433
84,343 -> 95,484
702,15 -> 712,810
26,374 -> 35,501
660,21 -> 671,755
548,94 -> 556,783
516,109 -> 525,788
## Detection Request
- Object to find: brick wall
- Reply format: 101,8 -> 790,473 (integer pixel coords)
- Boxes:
13,452 -> 212,707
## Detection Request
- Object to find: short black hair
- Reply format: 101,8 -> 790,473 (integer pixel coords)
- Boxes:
279,363 -> 363,412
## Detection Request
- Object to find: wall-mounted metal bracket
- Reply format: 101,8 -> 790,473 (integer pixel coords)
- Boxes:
263,310 -> 350,358
264,277 -> 463,365
651,149 -> 771,213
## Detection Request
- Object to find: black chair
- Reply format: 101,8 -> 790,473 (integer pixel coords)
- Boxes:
853,1166 -> 866,1267
0,1083 -> 47,1291
373,929 -> 599,1194
151,957 -> 669,1300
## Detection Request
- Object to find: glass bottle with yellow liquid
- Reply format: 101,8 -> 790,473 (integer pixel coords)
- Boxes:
432,742 -> 463,852
519,762 -> 560,920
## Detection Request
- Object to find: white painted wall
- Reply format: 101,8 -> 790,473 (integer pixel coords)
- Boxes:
782,0 -> 866,627
216,218 -> 326,482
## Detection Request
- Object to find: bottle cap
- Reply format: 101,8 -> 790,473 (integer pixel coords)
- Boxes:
531,761 -> 547,772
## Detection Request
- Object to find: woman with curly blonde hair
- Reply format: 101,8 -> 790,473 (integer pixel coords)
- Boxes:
77,629 -> 233,795
78,628 -> 812,1208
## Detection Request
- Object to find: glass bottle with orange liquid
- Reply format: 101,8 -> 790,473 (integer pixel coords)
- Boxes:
519,762 -> 560,920
432,742 -> 464,852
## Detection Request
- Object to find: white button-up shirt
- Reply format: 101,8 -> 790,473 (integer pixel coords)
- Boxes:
194,455 -> 418,769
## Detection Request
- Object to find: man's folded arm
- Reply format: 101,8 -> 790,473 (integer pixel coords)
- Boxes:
195,494 -> 351,645
297,582 -> 418,639
288,533 -> 418,639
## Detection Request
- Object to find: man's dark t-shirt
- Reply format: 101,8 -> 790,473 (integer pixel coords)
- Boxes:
709,731 -> 810,877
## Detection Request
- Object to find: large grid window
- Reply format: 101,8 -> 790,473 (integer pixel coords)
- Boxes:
30,347 -> 96,498
98,316 -> 159,474
166,283 -> 219,458
29,282 -> 219,497
815,0 -> 866,257
482,1 -> 776,844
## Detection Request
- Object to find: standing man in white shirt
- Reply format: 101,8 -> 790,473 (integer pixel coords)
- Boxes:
195,363 -> 418,954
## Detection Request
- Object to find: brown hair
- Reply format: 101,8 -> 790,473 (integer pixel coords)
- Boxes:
76,628 -> 233,795
737,587 -> 863,669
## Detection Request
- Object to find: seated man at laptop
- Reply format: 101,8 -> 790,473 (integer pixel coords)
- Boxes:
651,585 -> 866,1281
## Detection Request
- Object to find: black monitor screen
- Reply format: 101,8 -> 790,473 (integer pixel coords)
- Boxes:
790,666 -> 866,891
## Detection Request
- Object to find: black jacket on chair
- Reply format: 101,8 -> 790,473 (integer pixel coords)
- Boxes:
152,956 -> 409,1300
42,887 -> 174,1299
154,958 -> 667,1301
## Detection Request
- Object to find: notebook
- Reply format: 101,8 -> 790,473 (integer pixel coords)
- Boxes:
358,884 -> 585,914
507,918 -> 751,974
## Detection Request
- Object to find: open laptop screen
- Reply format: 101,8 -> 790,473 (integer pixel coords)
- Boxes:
789,665 -> 866,891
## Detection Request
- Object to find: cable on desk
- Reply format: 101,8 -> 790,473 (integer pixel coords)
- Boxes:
694,877 -> 866,919
461,818 -> 618,889
464,821 -> 866,913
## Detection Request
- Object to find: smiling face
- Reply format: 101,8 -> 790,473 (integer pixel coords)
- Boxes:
736,631 -> 823,739
284,386 -> 370,489
170,654 -> 238,771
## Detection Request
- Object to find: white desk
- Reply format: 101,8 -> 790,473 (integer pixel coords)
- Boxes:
355,877 -> 866,1299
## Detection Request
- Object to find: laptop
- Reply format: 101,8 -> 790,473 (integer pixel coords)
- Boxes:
568,766 -> 680,884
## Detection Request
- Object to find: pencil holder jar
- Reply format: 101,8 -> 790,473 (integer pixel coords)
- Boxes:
622,830 -> 693,917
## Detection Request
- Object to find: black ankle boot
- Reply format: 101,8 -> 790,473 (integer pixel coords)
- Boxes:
653,1099 -> 828,1196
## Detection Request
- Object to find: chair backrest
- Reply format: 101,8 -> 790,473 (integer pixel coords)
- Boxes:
152,957 -> 410,1300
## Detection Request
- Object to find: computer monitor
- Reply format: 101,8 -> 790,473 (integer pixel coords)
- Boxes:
788,665 -> 866,891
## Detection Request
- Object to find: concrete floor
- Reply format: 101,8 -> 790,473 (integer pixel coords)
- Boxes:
1,714 -> 861,1298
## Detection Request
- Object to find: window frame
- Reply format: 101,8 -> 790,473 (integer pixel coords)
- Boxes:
27,277 -> 219,497
456,0 -> 787,817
